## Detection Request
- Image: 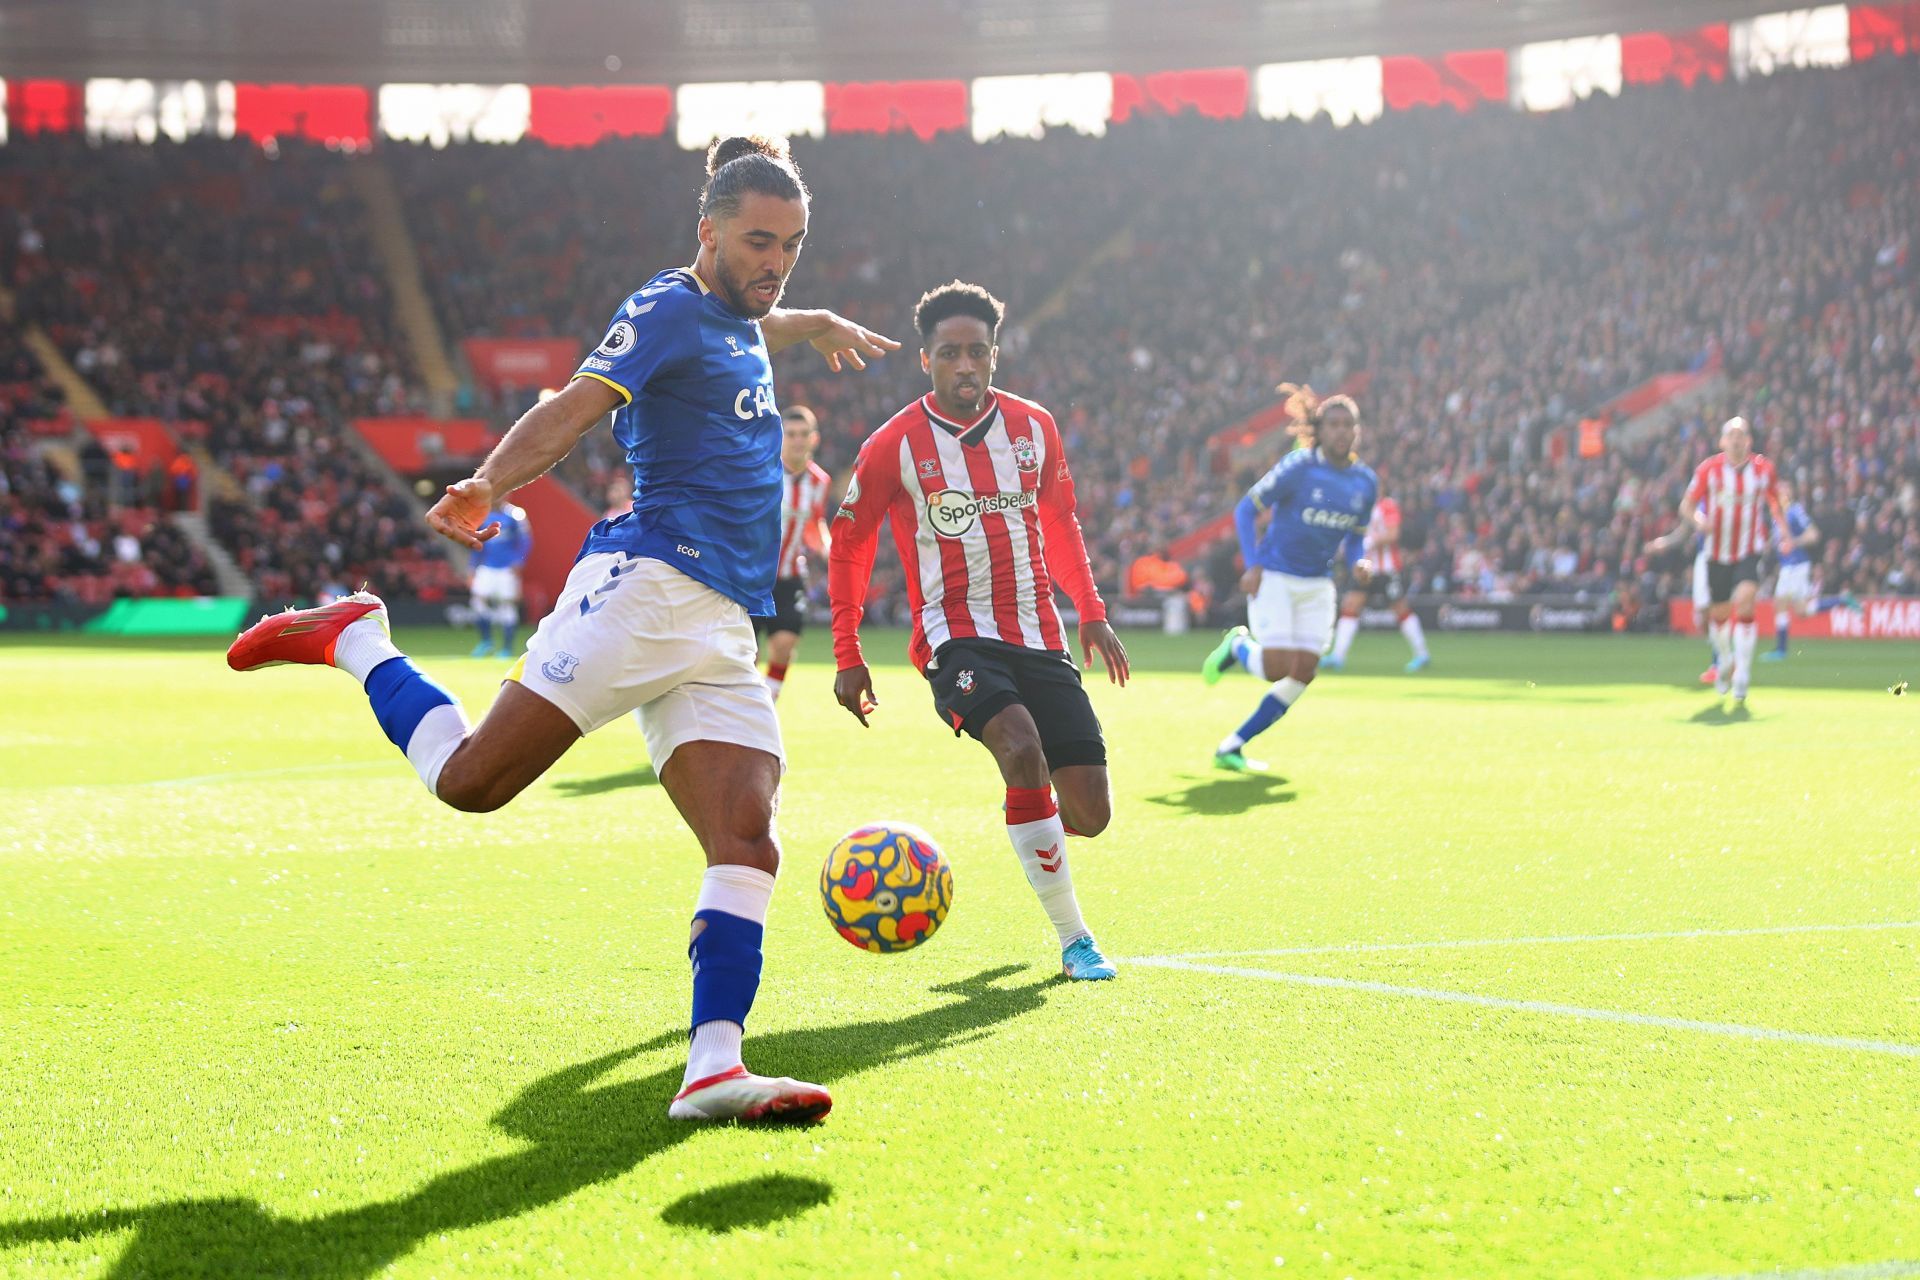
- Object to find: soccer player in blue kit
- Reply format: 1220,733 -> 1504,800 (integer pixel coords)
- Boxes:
1763,478 -> 1856,660
227,136 -> 898,1124
468,500 -> 531,657
1201,386 -> 1378,772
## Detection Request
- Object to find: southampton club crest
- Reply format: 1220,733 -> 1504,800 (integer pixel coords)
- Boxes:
955,669 -> 976,695
1011,435 -> 1039,473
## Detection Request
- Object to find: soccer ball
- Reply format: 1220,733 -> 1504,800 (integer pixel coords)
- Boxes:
820,822 -> 954,953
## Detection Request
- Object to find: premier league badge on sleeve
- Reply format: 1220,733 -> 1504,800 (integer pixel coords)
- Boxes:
596,322 -> 636,357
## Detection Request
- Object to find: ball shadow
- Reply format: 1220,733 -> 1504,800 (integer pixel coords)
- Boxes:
659,1174 -> 833,1234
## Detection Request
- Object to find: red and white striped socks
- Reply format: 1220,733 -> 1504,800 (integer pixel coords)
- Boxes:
1005,786 -> 1089,947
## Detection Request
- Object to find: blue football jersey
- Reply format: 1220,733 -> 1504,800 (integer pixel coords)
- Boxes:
1780,502 -> 1812,566
570,267 -> 782,615
1237,447 -> 1379,578
472,505 -> 532,570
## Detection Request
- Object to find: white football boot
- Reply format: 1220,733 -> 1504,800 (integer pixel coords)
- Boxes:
668,1066 -> 832,1123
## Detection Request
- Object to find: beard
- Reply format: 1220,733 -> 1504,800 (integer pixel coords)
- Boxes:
717,250 -> 785,318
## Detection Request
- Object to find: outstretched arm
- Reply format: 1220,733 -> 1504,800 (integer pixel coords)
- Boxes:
828,436 -> 904,723
762,308 -> 902,370
429,379 -> 618,550
1038,425 -> 1127,685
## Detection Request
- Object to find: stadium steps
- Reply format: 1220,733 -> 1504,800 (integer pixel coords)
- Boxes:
346,159 -> 461,418
182,443 -> 244,505
168,511 -> 254,597
1023,226 -> 1134,332
3,301 -> 111,420
336,420 -> 469,577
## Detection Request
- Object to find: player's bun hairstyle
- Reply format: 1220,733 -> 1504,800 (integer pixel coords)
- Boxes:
701,135 -> 809,220
1276,382 -> 1360,446
913,280 -> 1006,339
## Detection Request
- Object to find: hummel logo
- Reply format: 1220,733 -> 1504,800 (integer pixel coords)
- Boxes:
726,335 -> 746,357
1036,842 -> 1063,873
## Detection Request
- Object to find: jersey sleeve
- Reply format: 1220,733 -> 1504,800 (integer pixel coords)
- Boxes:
1246,451 -> 1305,513
1237,452 -> 1303,565
807,463 -> 832,554
828,429 -> 906,670
1683,460 -> 1712,508
1036,415 -> 1106,625
570,294 -> 681,405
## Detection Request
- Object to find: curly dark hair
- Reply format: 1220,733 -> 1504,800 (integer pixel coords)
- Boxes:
913,280 -> 1006,339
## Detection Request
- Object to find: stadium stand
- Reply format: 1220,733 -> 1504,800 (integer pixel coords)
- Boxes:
0,136 -> 459,603
1,60 -> 1914,622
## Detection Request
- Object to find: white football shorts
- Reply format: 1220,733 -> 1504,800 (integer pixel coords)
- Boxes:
512,552 -> 782,771
1691,549 -> 1711,612
470,565 -> 522,603
1774,561 -> 1813,603
1248,570 -> 1338,653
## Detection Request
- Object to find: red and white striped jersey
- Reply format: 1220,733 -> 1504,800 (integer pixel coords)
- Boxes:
1684,452 -> 1779,563
829,389 -> 1106,672
776,459 -> 832,579
1364,496 -> 1403,575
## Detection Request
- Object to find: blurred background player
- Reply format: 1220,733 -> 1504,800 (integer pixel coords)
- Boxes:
1324,482 -> 1429,673
1202,385 -> 1376,771
1645,417 -> 1788,706
227,134 -> 898,1124
1764,478 -> 1857,661
468,500 -> 531,657
829,281 -> 1129,982
1691,523 -> 1718,684
759,405 -> 832,700
1646,509 -> 1721,684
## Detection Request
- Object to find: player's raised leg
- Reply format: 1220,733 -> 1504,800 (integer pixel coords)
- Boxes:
1216,572 -> 1328,771
227,592 -> 580,809
471,593 -> 497,657
1324,579 -> 1367,671
660,737 -> 831,1123
981,705 -> 1115,981
764,626 -> 798,702
1729,575 -> 1760,704
1396,602 -> 1430,672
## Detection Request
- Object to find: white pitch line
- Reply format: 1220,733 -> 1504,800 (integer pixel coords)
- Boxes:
1129,958 -> 1920,1059
1679,1263 -> 1920,1280
1137,918 -> 1920,964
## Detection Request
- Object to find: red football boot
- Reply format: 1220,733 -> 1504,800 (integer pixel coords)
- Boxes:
227,591 -> 387,672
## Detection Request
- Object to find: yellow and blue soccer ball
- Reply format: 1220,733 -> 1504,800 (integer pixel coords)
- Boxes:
821,822 -> 954,953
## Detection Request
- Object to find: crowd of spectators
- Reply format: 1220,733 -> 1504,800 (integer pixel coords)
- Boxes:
1,402 -> 218,602
391,59 -> 1920,624
4,58 -> 1916,620
0,136 -> 458,603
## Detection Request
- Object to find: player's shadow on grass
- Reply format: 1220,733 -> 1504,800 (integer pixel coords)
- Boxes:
1144,773 -> 1296,815
550,764 -> 658,796
0,965 -> 1048,1278
1685,702 -> 1754,727
660,1173 -> 833,1233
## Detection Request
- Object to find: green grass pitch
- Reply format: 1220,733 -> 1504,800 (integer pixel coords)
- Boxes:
2,627 -> 1917,1279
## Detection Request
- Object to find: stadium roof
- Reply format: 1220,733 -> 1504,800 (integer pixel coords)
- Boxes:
0,0 -> 1800,84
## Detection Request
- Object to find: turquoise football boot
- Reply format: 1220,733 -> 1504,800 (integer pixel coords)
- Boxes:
1062,936 -> 1117,981
1202,626 -> 1249,686
1212,747 -> 1266,773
